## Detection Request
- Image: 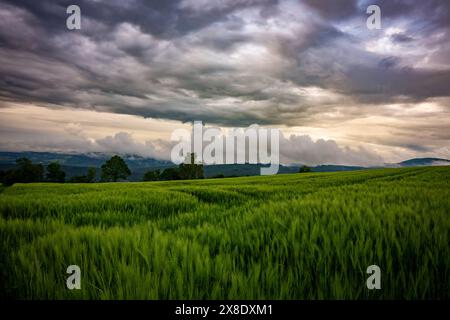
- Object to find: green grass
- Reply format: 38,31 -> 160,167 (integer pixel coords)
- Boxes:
0,167 -> 449,299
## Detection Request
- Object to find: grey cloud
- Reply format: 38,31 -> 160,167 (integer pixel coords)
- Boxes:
279,134 -> 384,166
0,120 -> 386,166
302,0 -> 359,20
3,0 -> 278,39
0,0 -> 449,157
2,1 -> 449,117
390,33 -> 414,43
378,57 -> 400,69
96,132 -> 171,159
370,0 -> 450,27
0,125 -> 173,161
329,64 -> 450,104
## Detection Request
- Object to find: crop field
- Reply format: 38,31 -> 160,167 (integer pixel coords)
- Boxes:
0,167 -> 449,299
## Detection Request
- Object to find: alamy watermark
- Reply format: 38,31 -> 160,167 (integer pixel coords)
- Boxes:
66,264 -> 81,290
366,265 -> 381,289
65,4 -> 382,31
66,5 -> 81,30
171,121 -> 280,175
366,5 -> 382,30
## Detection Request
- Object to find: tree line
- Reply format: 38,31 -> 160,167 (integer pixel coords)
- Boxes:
143,153 -> 204,181
0,154 -> 205,186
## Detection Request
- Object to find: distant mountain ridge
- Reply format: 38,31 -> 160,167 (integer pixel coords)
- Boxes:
397,158 -> 450,167
0,151 -> 448,181
0,151 -> 173,168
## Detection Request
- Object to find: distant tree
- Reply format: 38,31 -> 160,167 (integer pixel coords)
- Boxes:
145,154 -> 205,182
101,155 -> 131,182
46,162 -> 66,182
2,158 -> 44,186
2,171 -> 17,186
86,167 -> 96,183
69,167 -> 97,183
179,153 -> 204,180
211,174 -> 225,179
143,169 -> 160,181
141,153 -> 205,182
159,167 -> 181,181
16,158 -> 44,182
69,175 -> 86,183
299,165 -> 312,173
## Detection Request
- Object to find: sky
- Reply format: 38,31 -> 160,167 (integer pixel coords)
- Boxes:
0,0 -> 449,165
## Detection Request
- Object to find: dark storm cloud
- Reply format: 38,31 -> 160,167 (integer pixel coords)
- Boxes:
0,0 -> 449,139
1,0 -> 279,39
378,56 -> 400,69
390,33 -> 414,43
336,65 -> 450,102
302,0 -> 359,20
370,0 -> 450,27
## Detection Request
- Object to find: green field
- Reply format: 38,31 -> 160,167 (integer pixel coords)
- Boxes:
0,167 -> 449,299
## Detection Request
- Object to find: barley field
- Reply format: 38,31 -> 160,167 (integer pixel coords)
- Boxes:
0,167 -> 449,299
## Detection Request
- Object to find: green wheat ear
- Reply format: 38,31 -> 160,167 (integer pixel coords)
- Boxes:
0,166 -> 448,299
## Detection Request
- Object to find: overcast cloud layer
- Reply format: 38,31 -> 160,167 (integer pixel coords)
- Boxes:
0,0 -> 449,165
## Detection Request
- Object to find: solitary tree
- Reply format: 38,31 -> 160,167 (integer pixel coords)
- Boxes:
101,155 -> 131,182
46,162 -> 66,182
